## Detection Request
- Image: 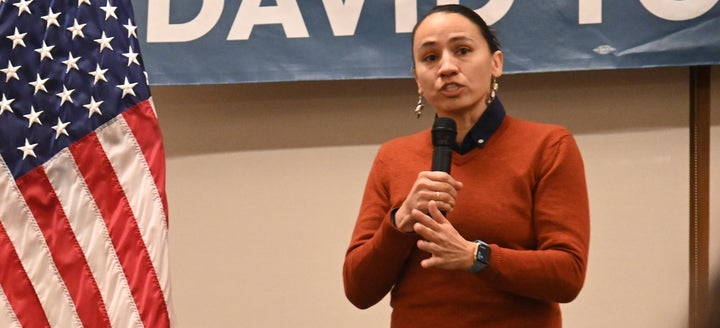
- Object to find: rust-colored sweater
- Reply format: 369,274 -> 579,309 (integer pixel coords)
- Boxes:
343,114 -> 590,328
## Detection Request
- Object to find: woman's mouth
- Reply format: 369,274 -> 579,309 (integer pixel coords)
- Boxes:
440,83 -> 462,96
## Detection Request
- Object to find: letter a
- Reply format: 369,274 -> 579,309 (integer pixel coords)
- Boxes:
228,0 -> 310,40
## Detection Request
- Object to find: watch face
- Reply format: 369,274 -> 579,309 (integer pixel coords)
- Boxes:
476,243 -> 490,264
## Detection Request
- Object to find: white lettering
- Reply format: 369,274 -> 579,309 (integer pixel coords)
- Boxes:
147,0 -> 223,42
639,0 -> 718,21
395,0 -> 417,33
395,0 -> 514,33
228,0 -> 309,40
145,0 -> 717,44
579,0 -> 602,24
322,0 -> 365,36
475,0 -> 514,25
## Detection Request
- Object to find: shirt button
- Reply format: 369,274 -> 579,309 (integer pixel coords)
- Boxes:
477,139 -> 485,145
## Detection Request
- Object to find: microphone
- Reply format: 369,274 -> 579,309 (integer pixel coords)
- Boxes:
431,117 -> 457,173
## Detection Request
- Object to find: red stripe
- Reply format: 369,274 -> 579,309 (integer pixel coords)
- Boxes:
123,101 -> 169,224
15,169 -> 110,328
0,222 -> 50,328
70,132 -> 170,328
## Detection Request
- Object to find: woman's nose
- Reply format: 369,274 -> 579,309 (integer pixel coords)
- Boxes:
437,53 -> 459,76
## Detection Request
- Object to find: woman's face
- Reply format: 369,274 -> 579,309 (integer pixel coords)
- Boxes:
412,12 -> 503,117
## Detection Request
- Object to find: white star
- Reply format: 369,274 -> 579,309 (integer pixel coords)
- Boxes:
100,0 -> 117,20
23,106 -> 43,127
62,52 -> 81,73
77,0 -> 91,7
0,94 -> 15,115
123,19 -> 138,39
13,0 -> 33,16
1,60 -> 21,82
52,118 -> 71,139
29,74 -> 49,94
88,64 -> 108,84
41,8 -> 61,28
94,32 -> 114,52
123,46 -> 140,67
67,19 -> 86,39
34,41 -> 55,61
117,78 -> 137,98
83,96 -> 103,117
56,85 -> 75,105
6,28 -> 27,49
17,138 -> 38,160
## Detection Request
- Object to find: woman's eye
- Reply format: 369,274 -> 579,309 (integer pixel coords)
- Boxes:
423,54 -> 437,62
457,47 -> 471,55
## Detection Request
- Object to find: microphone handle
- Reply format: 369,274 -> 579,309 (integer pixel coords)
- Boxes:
431,145 -> 452,216
431,145 -> 452,173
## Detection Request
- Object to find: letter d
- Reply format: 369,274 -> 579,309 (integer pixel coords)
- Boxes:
147,0 -> 224,42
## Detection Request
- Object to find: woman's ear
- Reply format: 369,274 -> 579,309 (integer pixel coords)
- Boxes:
413,68 -> 423,95
491,50 -> 504,78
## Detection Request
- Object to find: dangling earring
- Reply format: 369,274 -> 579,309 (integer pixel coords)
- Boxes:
487,77 -> 499,105
414,95 -> 424,118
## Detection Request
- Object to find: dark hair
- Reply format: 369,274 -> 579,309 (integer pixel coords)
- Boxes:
412,4 -> 501,53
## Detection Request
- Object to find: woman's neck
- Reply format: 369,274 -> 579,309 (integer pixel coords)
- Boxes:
441,107 -> 487,144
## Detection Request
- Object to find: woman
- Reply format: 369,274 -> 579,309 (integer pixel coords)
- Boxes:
342,4 -> 590,327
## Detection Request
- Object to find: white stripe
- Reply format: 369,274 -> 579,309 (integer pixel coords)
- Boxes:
96,115 -> 173,310
148,97 -> 159,117
0,158 -> 82,327
44,149 -> 143,328
0,286 -> 22,328
138,99 -> 177,325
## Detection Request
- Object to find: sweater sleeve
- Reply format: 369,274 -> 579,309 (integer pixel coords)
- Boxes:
485,131 -> 590,303
342,146 -> 420,309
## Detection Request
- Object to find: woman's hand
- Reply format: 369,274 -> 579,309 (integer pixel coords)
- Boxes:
413,200 -> 476,271
394,171 -> 463,233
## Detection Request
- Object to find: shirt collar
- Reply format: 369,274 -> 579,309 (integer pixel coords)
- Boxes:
453,97 -> 506,154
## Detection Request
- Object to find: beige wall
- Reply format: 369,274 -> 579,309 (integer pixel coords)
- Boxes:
151,66 -> 719,327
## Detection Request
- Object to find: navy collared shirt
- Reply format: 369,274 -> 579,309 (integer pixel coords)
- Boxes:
451,98 -> 506,155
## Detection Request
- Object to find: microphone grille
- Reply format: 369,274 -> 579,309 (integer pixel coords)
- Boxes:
432,117 -> 457,147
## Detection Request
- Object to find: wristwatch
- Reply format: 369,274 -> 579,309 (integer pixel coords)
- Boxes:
468,240 -> 491,273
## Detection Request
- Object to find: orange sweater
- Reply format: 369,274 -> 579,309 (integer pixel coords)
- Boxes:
343,115 -> 590,327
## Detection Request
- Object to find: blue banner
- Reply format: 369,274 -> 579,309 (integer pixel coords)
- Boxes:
131,0 -> 720,85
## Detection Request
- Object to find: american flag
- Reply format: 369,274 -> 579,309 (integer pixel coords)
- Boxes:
0,0 -> 173,327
